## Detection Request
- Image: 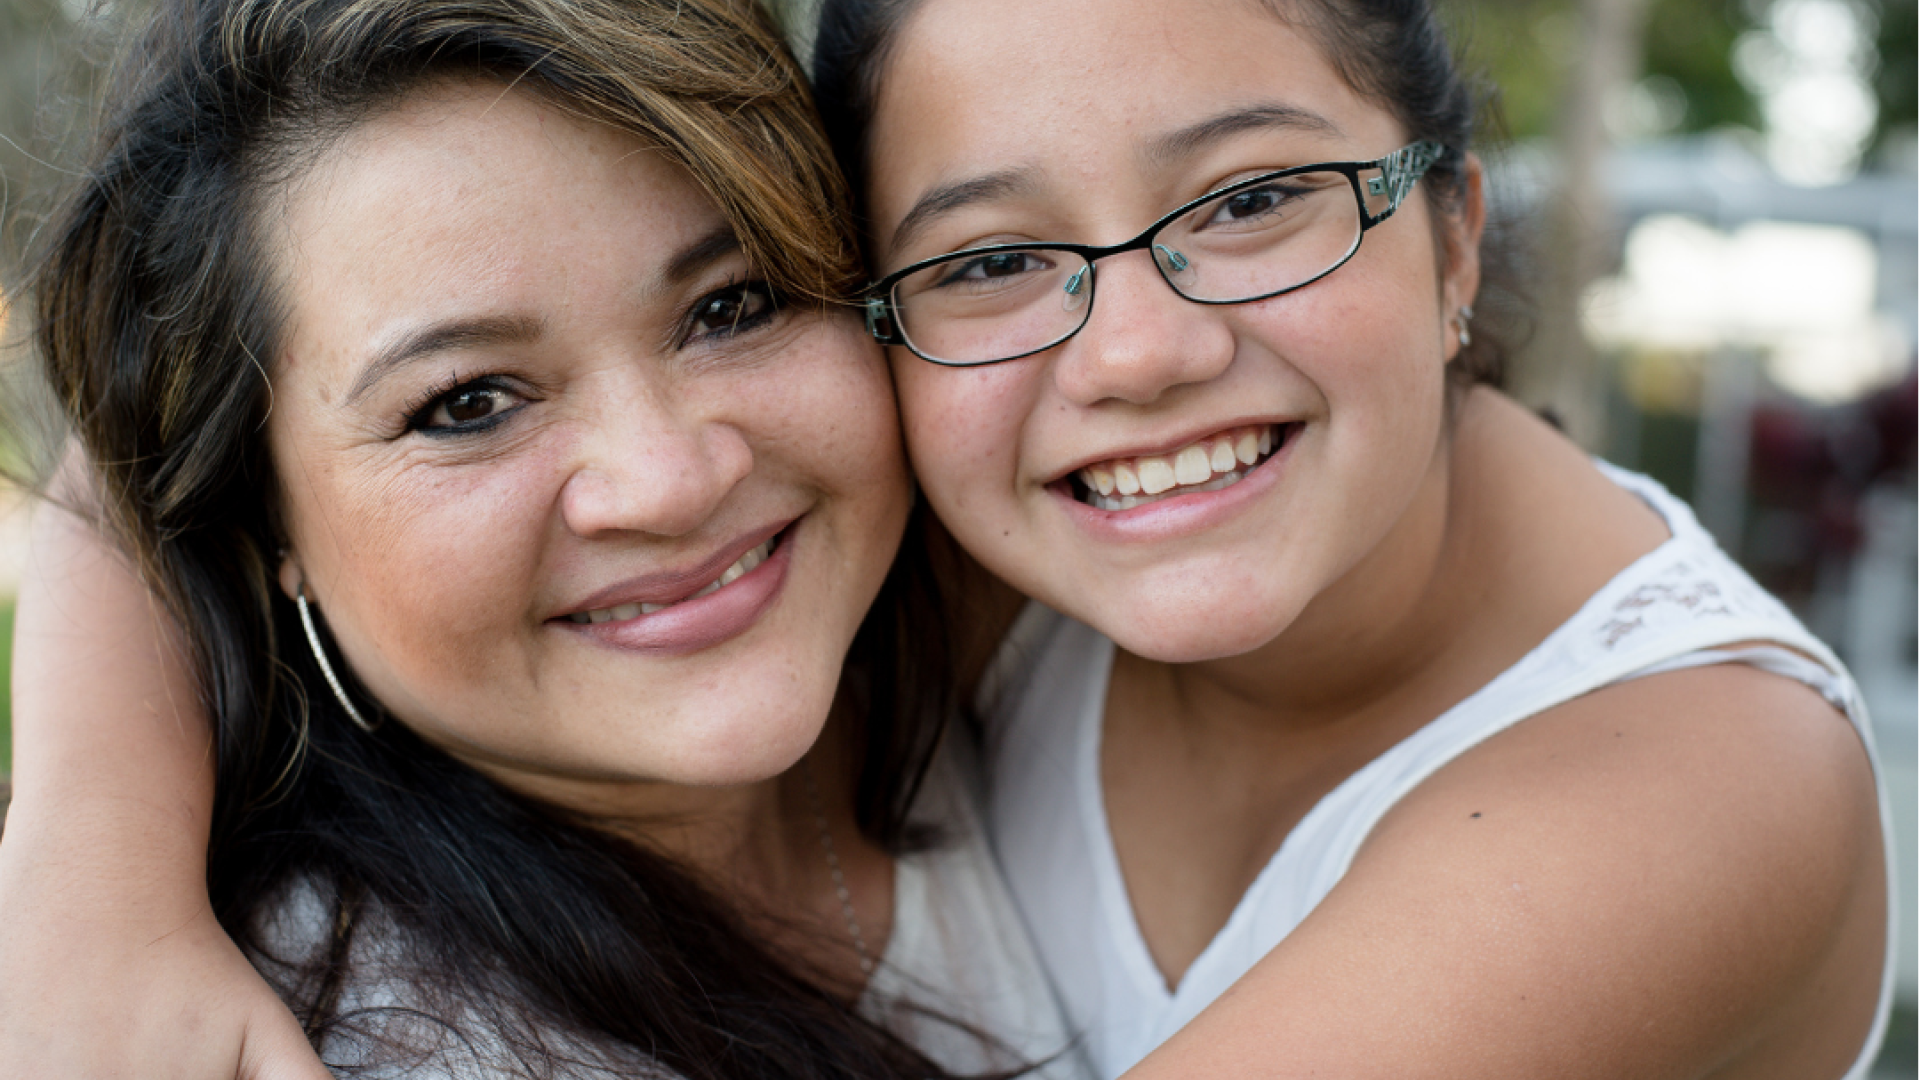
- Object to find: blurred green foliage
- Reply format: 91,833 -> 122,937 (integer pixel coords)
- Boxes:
1871,0 -> 1917,153
1640,0 -> 1762,131
1450,0 -> 1760,141
1456,0 -> 1917,159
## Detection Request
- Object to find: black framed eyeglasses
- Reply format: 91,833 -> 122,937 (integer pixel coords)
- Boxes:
863,141 -> 1448,367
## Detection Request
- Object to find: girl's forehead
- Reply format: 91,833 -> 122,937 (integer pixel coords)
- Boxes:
866,0 -> 1395,244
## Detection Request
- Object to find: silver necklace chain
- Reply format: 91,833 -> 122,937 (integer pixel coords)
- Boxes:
803,760 -> 875,977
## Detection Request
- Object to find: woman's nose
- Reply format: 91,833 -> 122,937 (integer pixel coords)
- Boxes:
1051,253 -> 1235,407
559,387 -> 753,539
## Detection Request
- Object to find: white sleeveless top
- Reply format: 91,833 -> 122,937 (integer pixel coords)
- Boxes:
980,464 -> 1897,1080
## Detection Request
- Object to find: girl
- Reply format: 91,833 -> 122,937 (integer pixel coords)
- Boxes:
813,0 -> 1894,1076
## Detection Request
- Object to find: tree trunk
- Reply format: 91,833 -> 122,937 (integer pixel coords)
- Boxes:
1516,0 -> 1654,449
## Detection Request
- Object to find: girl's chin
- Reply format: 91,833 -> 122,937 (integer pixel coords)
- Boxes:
1080,597 -> 1301,665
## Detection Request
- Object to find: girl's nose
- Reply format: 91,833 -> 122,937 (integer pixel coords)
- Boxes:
1050,252 -> 1235,407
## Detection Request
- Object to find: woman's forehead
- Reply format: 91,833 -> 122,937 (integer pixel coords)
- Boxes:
269,83 -> 723,385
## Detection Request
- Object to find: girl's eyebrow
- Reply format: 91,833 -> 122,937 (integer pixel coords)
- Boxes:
1143,103 -> 1345,169
887,166 -> 1040,260
884,105 -> 1343,263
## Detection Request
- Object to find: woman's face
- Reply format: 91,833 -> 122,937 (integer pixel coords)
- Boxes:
267,81 -> 910,803
866,0 -> 1481,663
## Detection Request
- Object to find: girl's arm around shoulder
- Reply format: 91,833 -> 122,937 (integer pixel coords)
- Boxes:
0,491 -> 329,1079
1125,662 -> 1886,1080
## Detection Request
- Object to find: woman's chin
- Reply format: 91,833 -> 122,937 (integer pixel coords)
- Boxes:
623,691 -> 837,789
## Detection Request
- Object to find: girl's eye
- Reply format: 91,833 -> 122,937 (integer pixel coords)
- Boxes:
935,250 -> 1052,288
1204,182 -> 1302,227
1224,188 -> 1283,219
406,377 -> 524,436
686,281 -> 779,341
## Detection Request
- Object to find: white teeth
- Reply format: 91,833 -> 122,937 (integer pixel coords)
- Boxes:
1174,446 -> 1211,486
569,538 -> 775,625
1234,431 -> 1260,466
1074,424 -> 1287,512
1137,458 -> 1177,495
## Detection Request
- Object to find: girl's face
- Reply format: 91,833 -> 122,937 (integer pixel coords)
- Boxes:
267,82 -> 910,805
866,0 -> 1481,663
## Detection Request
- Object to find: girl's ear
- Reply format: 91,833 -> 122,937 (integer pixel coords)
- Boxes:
1443,152 -> 1487,319
1439,153 -> 1487,364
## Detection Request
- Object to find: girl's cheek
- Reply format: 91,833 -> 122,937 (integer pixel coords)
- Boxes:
896,353 -> 1031,469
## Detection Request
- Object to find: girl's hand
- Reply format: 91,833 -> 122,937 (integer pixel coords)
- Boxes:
0,835 -> 331,1080
0,479 -> 331,1079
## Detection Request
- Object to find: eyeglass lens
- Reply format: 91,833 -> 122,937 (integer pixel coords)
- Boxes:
889,166 -> 1374,366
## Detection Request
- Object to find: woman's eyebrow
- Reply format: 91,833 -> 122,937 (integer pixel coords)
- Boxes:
1144,103 -> 1345,169
348,314 -> 545,406
660,225 -> 743,287
343,227 -> 743,407
887,166 -> 1040,260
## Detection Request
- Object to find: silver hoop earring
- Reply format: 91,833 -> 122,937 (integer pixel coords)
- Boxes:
296,585 -> 380,733
1456,304 -> 1474,348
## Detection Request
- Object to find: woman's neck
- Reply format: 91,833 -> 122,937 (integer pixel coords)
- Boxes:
467,704 -> 893,989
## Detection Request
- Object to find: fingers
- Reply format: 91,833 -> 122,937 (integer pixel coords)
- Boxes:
236,1004 -> 332,1080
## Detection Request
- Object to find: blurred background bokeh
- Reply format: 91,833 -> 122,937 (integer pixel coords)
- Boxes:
0,0 -> 1914,1071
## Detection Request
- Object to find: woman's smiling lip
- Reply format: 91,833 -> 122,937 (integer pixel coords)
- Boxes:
556,519 -> 797,655
563,519 -> 791,613
1052,424 -> 1297,542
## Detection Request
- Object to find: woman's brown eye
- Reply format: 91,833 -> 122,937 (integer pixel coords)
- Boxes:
442,388 -> 500,424
689,282 -> 776,338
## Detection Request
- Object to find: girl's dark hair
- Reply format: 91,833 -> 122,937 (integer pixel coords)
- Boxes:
811,0 -> 1526,390
31,0 -> 968,1074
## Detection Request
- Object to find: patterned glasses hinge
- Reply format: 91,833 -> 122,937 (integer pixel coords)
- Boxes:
1373,141 -> 1445,209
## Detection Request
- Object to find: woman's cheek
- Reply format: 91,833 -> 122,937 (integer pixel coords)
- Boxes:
304,452 -> 556,715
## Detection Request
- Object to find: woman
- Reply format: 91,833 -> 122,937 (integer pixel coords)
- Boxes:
1,0 -> 1081,1076
3,0 -> 1896,1077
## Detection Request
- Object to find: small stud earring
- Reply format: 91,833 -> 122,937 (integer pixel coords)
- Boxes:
1456,304 -> 1474,348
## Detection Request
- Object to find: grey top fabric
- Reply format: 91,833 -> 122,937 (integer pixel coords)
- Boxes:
251,733 -> 1091,1079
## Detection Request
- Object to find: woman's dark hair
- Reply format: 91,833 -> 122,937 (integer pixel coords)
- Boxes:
30,0 -> 969,1074
811,0 -> 1526,390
